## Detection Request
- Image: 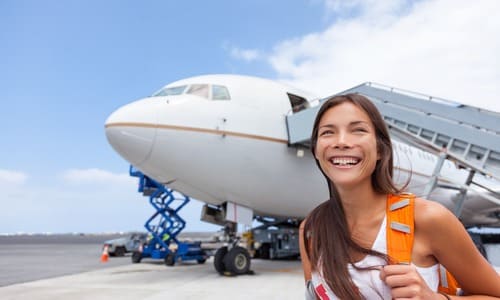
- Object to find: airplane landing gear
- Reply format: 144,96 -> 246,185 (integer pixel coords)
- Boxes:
214,246 -> 227,274
213,222 -> 252,275
224,246 -> 251,275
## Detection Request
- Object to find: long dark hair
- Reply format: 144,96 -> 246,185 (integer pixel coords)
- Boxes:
304,93 -> 406,299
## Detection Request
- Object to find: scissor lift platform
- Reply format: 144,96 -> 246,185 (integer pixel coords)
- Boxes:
129,166 -> 208,266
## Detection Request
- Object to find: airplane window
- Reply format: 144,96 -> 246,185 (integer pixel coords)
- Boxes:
187,84 -> 209,99
212,85 -> 231,100
152,85 -> 187,97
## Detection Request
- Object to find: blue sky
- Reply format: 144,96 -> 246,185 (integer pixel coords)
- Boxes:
1,0 -> 499,233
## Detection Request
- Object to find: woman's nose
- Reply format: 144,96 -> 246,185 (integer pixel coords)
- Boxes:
334,132 -> 351,149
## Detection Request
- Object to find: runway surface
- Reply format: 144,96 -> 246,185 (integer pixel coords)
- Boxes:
1,234 -> 499,300
0,234 -> 132,287
0,233 -> 219,287
0,234 -> 304,300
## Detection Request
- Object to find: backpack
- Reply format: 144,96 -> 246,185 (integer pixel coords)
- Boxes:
386,193 -> 460,296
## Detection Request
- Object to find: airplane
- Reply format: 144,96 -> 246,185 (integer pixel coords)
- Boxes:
105,74 -> 500,274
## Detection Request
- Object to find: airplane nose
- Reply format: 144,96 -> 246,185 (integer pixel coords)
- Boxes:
105,98 -> 158,167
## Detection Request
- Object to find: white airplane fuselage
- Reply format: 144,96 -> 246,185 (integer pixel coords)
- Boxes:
105,74 -> 500,227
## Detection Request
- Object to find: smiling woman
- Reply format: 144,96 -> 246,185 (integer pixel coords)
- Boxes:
300,94 -> 500,299
314,102 -> 381,191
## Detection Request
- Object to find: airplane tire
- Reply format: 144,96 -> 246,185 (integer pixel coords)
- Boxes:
224,246 -> 251,275
131,251 -> 142,263
214,246 -> 228,274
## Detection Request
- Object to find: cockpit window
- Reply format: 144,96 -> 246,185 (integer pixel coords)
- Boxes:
187,84 -> 209,99
151,83 -> 230,101
212,85 -> 231,100
152,85 -> 187,97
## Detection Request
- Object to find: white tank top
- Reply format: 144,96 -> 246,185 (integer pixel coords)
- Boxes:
311,216 -> 440,299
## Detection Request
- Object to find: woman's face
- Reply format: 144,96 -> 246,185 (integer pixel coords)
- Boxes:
314,102 -> 379,190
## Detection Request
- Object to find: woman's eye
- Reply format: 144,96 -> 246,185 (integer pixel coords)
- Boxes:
320,130 -> 334,136
353,128 -> 367,133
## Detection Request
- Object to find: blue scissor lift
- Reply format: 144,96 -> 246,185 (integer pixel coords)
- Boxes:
129,166 -> 208,266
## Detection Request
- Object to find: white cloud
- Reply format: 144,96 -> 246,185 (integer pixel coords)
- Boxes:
62,168 -> 135,186
227,45 -> 261,62
0,169 -> 28,186
323,0 -> 408,19
269,0 -> 500,112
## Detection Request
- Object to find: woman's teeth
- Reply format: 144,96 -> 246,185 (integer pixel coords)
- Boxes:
331,157 -> 360,166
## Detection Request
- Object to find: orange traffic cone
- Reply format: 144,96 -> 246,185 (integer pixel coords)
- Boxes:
101,245 -> 109,263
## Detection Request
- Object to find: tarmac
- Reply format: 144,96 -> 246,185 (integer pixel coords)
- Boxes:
0,257 -> 304,300
0,234 -> 305,299
1,234 -> 499,300
0,234 -> 135,287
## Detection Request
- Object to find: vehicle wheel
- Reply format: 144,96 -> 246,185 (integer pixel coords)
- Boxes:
197,258 -> 206,264
223,246 -> 251,275
260,244 -> 270,259
108,247 -> 117,257
131,251 -> 142,263
214,246 -> 228,274
115,246 -> 126,257
165,253 -> 176,266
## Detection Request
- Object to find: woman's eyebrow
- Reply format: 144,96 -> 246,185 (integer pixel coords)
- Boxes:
319,120 -> 370,129
349,121 -> 370,126
318,124 -> 336,129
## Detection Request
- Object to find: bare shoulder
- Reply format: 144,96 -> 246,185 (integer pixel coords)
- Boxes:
413,197 -> 470,257
412,196 -> 467,250
413,197 -> 456,230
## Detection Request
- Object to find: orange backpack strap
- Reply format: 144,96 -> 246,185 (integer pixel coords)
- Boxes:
386,193 -> 460,295
438,265 -> 460,295
386,193 -> 415,264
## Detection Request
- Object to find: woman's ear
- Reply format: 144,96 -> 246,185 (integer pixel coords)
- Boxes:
376,144 -> 383,160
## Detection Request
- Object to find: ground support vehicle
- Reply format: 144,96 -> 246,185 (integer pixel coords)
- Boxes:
129,166 -> 208,266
